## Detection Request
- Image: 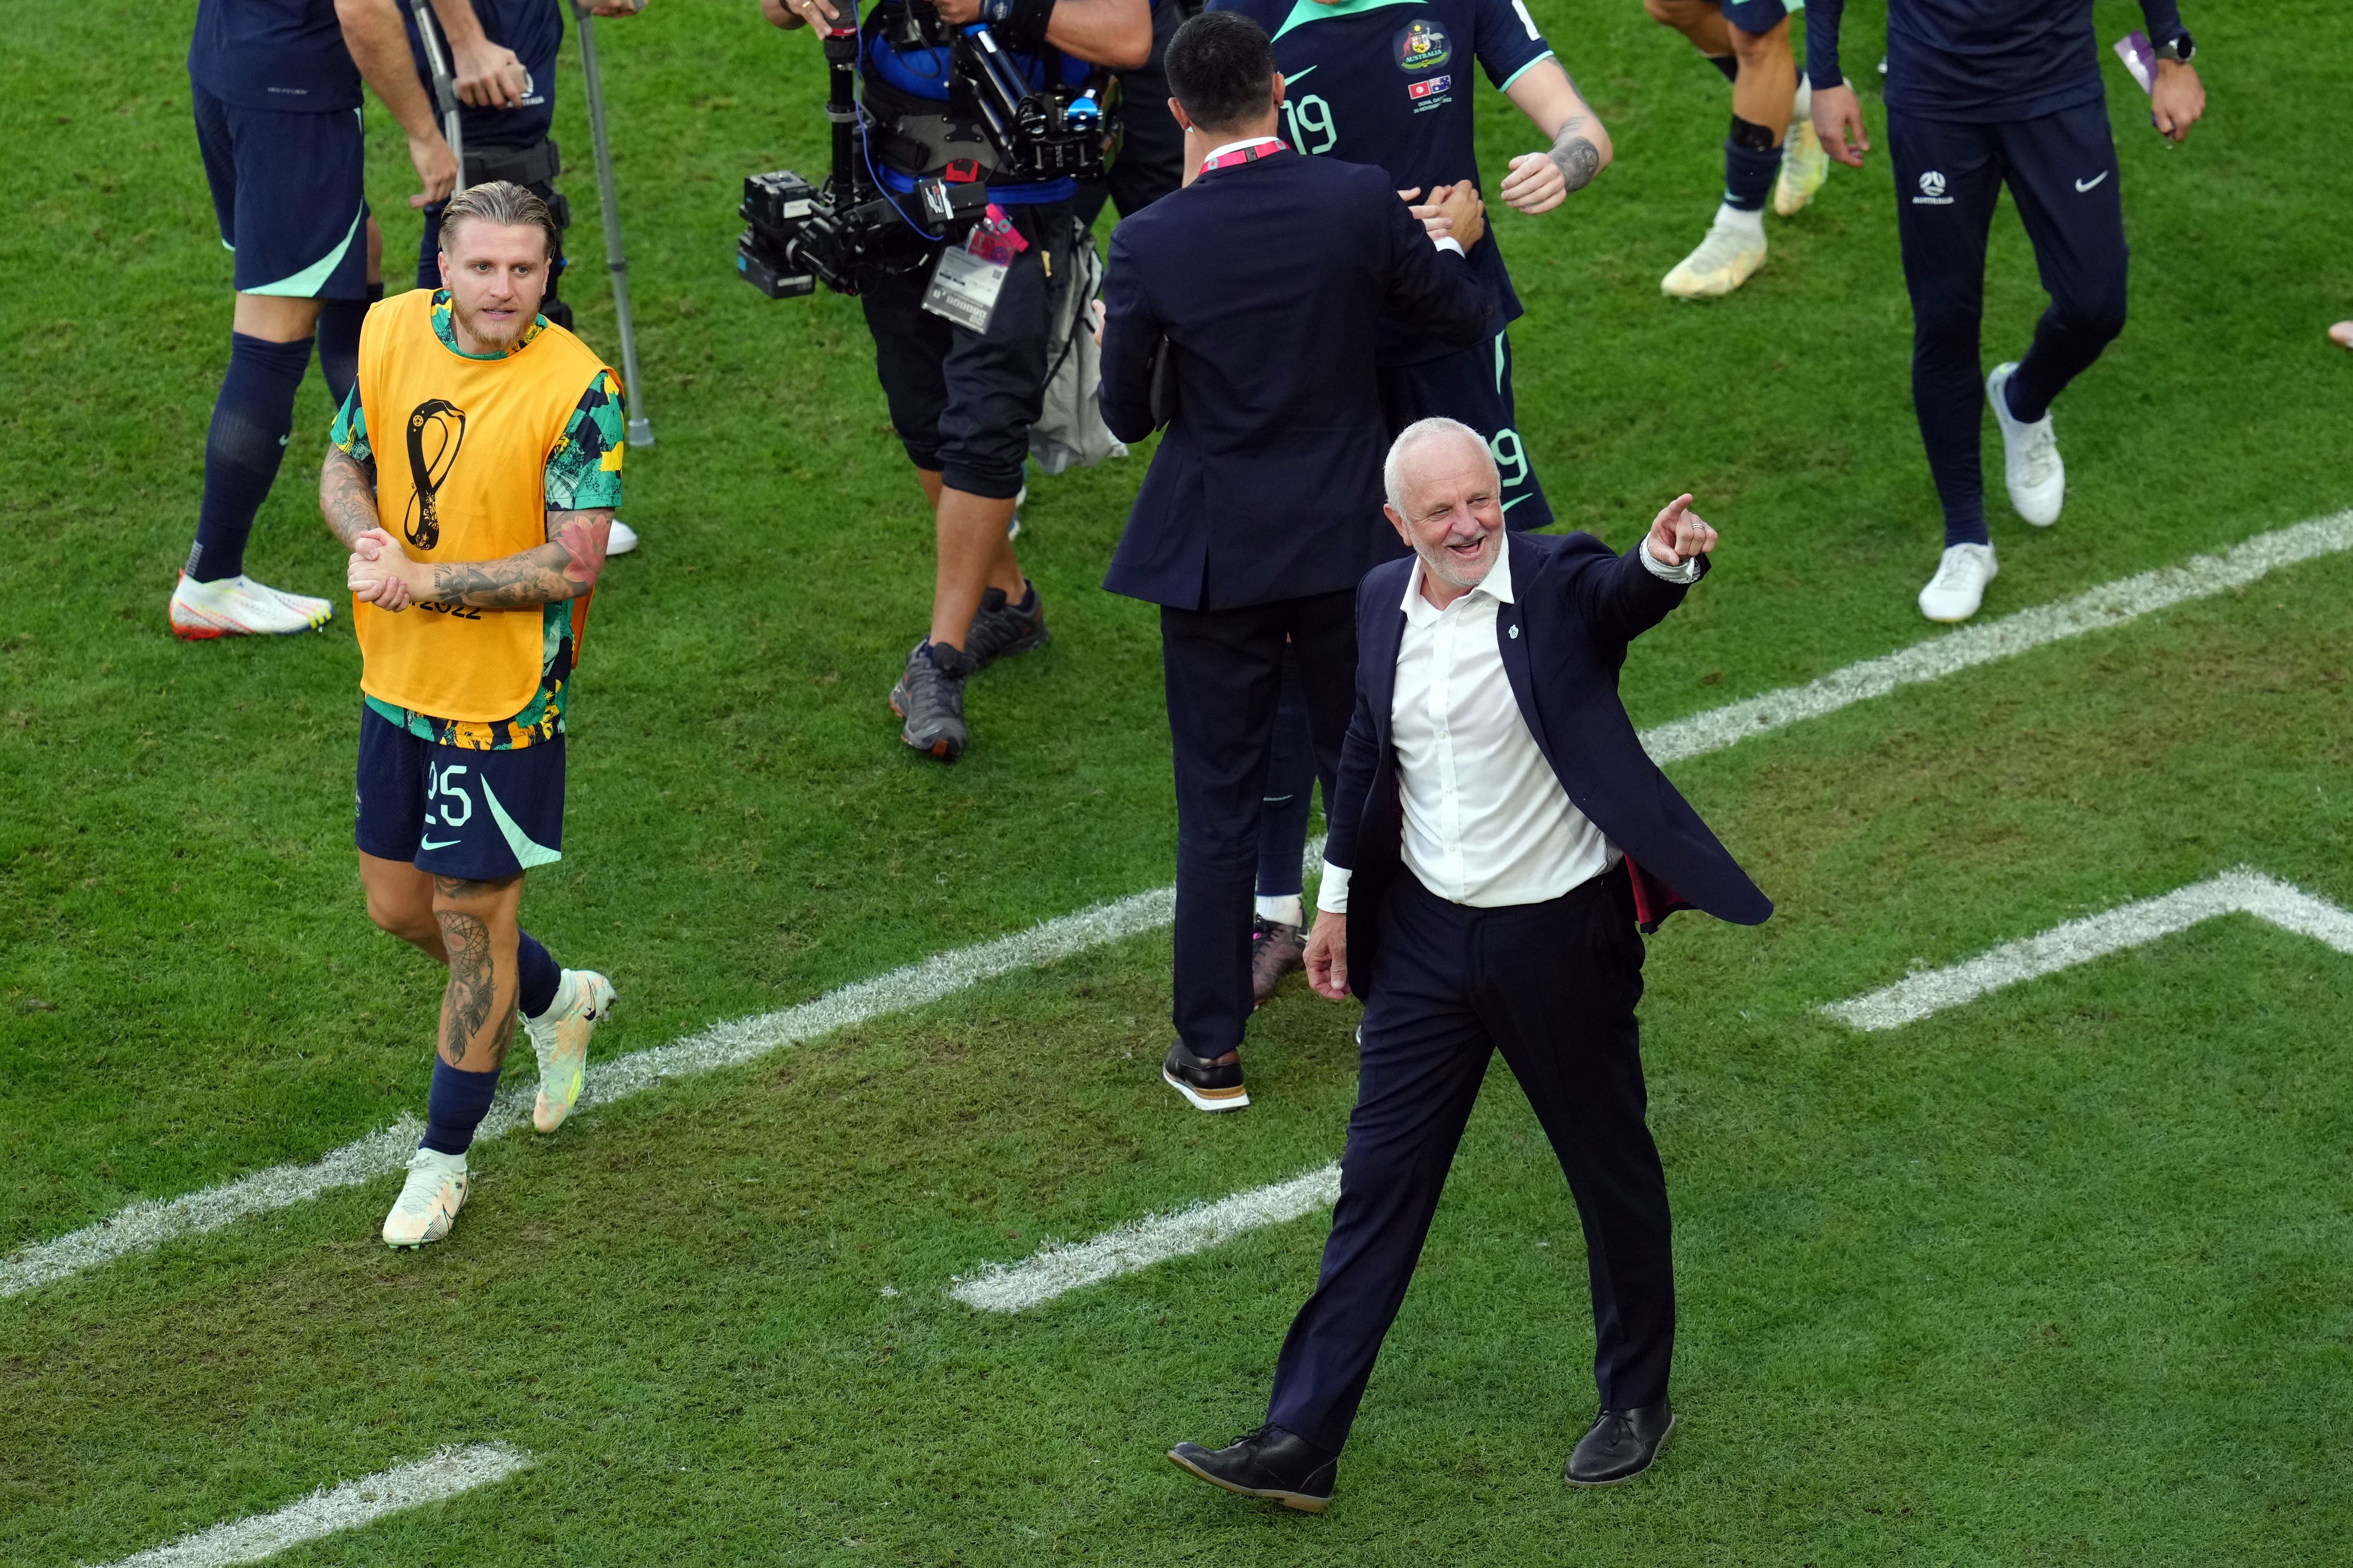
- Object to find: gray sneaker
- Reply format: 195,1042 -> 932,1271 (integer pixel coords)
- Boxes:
889,640 -> 974,761
965,580 -> 1050,670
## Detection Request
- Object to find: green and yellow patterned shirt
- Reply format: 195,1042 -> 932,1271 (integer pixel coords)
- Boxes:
331,293 -> 626,750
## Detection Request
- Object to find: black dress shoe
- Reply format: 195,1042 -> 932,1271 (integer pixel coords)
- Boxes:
1162,1040 -> 1249,1113
1565,1400 -> 1675,1487
1168,1424 -> 1338,1513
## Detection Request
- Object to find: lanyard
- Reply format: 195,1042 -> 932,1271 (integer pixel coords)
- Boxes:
1198,138 -> 1287,175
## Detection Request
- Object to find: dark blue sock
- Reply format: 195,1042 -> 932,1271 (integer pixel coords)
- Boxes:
187,333 -> 314,582
421,1057 -> 503,1155
1943,507 -> 1992,549
1722,134 -> 1783,213
516,931 -> 561,1019
1707,53 -> 1739,83
315,284 -> 379,413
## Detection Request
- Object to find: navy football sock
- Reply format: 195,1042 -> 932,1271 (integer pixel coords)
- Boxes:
516,931 -> 561,1020
420,1057 -> 503,1155
1943,507 -> 1992,548
1722,120 -> 1783,213
1706,53 -> 1739,83
187,333 -> 314,582
315,284 -> 379,413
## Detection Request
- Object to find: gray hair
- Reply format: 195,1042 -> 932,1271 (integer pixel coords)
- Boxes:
438,180 -> 559,260
1382,416 -> 1498,514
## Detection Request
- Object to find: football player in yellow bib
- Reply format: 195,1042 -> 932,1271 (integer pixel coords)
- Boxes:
319,181 -> 623,1249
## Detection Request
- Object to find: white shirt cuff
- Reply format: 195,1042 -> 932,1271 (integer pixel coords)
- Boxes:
1432,237 -> 1465,257
1316,863 -> 1352,914
1639,546 -> 1703,584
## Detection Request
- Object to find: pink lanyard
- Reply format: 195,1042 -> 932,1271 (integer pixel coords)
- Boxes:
1198,138 -> 1287,176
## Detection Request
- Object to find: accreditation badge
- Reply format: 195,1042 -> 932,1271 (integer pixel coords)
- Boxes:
921,244 -> 1010,333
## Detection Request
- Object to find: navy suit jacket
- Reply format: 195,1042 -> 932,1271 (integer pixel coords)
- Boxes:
1326,530 -> 1773,998
1097,149 -> 1491,611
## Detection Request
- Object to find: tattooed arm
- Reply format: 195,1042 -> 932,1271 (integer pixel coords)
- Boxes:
1498,60 -> 1613,215
346,510 -> 613,612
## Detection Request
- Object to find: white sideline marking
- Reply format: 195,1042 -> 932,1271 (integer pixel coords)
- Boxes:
6,510 -> 2348,1301
1824,867 -> 2353,1030
94,1444 -> 529,1568
950,1162 -> 1342,1313
1643,510 -> 2353,764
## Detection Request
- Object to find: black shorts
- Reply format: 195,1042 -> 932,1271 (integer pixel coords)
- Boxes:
1379,328 -> 1553,530
355,705 -> 566,881
192,85 -> 369,300
857,201 -> 1073,500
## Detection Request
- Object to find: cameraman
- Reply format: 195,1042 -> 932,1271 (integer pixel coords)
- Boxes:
764,0 -> 1150,764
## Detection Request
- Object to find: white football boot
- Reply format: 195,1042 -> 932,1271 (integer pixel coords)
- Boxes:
526,969 -> 618,1134
1918,542 -> 1998,624
382,1147 -> 470,1248
1987,362 -> 2064,526
169,573 -> 333,639
1773,82 -> 1829,216
606,519 -> 640,555
1663,207 -> 1768,299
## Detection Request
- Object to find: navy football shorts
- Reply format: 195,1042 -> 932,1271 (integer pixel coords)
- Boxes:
1714,0 -> 1790,36
355,706 -> 566,881
1378,328 -> 1553,531
193,86 -> 369,300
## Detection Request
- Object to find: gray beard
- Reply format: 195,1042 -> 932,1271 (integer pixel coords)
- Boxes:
1417,537 -> 1497,592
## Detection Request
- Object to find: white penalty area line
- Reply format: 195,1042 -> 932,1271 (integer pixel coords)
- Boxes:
93,1444 -> 530,1568
950,1162 -> 1342,1313
7,508 -> 2349,1303
1824,867 -> 2353,1031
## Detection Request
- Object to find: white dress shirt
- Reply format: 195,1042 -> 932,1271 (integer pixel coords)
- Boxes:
1198,137 -> 1464,256
1319,541 -> 1701,913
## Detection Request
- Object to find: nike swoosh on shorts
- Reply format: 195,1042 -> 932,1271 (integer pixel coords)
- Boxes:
420,837 -> 461,850
2075,172 -> 2109,192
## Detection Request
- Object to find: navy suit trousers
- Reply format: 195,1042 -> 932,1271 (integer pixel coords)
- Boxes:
1266,867 -> 1675,1452
1160,591 -> 1357,1057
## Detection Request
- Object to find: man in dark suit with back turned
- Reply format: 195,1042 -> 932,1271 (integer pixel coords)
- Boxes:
1098,9 -> 1493,1115
1167,418 -> 1772,1511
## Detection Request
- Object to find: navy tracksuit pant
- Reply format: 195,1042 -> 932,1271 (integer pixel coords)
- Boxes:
1266,866 -> 1673,1453
1889,101 -> 2130,545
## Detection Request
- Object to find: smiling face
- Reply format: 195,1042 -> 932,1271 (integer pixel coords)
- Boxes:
1385,427 -> 1504,603
436,219 -> 551,354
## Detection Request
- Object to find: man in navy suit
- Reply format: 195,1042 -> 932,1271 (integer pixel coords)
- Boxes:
1167,419 -> 1771,1510
1097,11 -> 1492,1114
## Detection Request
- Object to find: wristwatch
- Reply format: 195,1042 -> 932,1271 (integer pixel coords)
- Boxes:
2155,30 -> 2196,63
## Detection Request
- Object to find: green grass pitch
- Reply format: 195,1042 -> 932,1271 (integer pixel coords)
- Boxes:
4,0 -> 2351,1561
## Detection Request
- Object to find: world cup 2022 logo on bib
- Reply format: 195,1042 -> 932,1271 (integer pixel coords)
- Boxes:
1395,19 -> 1450,70
403,399 -> 466,550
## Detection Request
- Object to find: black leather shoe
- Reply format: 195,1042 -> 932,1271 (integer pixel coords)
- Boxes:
1162,1040 -> 1249,1113
1565,1400 -> 1675,1487
1168,1424 -> 1337,1513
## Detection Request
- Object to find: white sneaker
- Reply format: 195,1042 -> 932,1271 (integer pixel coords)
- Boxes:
1987,362 -> 2064,526
1918,542 -> 1998,623
1773,94 -> 1829,216
382,1147 -> 470,1248
526,969 -> 617,1134
1662,209 -> 1768,299
169,573 -> 333,640
606,519 -> 639,555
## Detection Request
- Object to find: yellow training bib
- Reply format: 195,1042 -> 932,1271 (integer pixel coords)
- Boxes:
354,288 -> 611,722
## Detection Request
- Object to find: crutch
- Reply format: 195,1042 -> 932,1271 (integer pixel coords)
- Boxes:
409,0 -> 468,194
571,0 -> 655,446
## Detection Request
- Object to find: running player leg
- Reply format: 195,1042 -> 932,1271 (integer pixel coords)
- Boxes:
1663,0 -> 1790,298
174,94 -> 360,638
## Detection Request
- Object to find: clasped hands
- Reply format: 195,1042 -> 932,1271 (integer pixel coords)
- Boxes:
347,530 -> 423,613
1398,180 -> 1488,249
